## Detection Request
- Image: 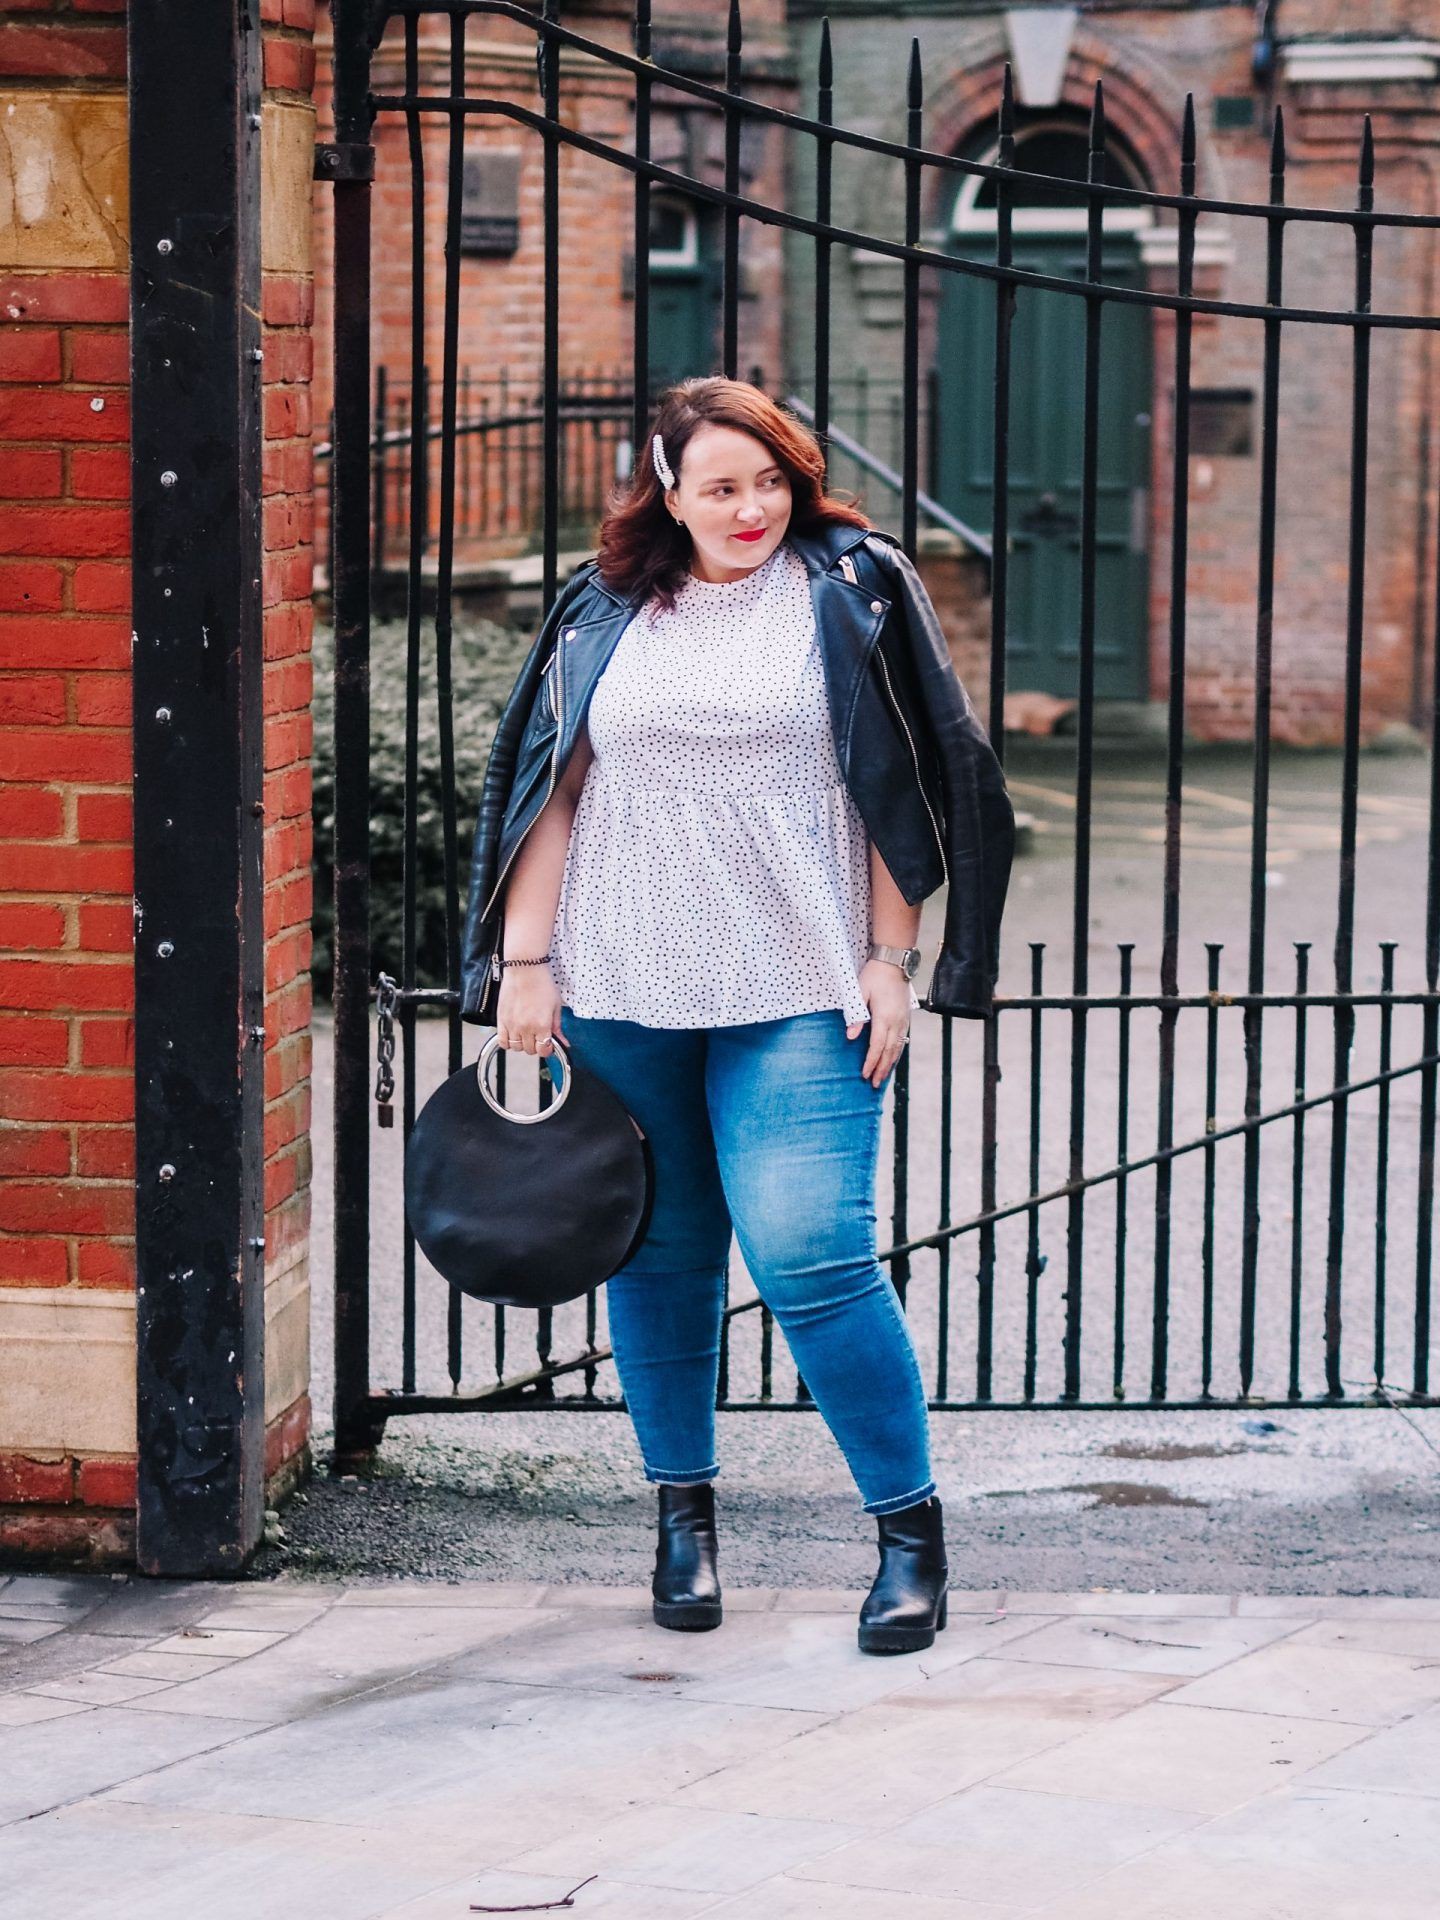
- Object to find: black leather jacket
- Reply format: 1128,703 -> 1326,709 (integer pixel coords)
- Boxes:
459,519 -> 1015,1023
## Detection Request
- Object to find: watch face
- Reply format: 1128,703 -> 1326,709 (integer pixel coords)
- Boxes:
904,950 -> 920,978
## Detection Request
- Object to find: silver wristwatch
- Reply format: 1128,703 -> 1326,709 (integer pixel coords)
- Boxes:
869,942 -> 922,979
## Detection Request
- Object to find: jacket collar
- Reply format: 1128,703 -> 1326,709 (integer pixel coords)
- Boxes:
584,518 -> 875,611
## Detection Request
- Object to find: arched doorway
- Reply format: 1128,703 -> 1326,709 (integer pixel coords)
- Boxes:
934,117 -> 1154,700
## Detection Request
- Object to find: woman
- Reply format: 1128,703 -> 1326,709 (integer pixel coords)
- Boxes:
459,377 -> 1014,1654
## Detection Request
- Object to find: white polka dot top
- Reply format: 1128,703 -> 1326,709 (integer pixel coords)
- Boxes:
550,536 -> 896,1029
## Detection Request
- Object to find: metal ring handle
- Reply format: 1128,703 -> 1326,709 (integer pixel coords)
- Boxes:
476,1032 -> 572,1124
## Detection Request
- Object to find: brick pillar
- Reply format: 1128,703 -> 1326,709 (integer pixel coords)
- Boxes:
0,0 -> 316,1569
0,5 -> 138,1562
260,0 -> 318,1510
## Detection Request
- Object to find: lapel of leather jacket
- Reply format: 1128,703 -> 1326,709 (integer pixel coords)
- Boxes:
553,523 -> 893,772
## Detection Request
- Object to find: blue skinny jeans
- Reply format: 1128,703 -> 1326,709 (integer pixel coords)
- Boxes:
557,1004 -> 936,1516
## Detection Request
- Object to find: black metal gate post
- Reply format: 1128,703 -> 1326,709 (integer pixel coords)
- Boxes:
130,2 -> 267,1574
328,0 -> 384,1465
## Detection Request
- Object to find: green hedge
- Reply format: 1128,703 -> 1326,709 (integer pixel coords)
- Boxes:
311,613 -> 534,997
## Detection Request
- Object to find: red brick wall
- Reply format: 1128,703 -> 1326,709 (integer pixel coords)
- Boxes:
0,3 -> 137,1560
0,0 -> 317,1564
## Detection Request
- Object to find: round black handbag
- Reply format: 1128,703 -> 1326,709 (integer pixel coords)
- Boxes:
403,1035 -> 655,1309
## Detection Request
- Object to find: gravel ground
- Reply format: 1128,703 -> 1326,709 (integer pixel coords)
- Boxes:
262,738 -> 1440,1594
253,1404 -> 1440,1595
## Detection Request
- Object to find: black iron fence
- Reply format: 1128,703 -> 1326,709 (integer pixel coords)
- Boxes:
317,365 -> 932,574
324,0 -> 1440,1458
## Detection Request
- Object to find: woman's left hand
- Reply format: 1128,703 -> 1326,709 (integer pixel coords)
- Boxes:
848,959 -> 913,1087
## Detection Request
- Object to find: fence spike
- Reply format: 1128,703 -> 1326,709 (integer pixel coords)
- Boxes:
999,60 -> 1014,141
1270,100 -> 1286,180
819,14 -> 832,90
1359,114 -> 1375,195
1181,92 -> 1196,171
1089,78 -> 1106,153
908,36 -> 922,111
728,0 -> 741,58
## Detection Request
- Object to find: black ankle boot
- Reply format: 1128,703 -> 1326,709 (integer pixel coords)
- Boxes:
857,1493 -> 949,1654
652,1482 -> 722,1631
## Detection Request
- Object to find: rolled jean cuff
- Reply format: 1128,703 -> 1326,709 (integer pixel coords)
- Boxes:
863,1477 -> 936,1516
644,1464 -> 719,1486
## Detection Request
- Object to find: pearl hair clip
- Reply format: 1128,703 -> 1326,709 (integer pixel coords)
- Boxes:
651,431 -> 676,491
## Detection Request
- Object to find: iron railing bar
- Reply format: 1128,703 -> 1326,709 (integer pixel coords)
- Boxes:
1063,85 -> 1106,1400
434,9 -> 469,1392
631,0 -> 652,456
1200,944 -> 1222,1395
315,400 -> 636,462
1416,340 -> 1440,1397
372,364 -> 388,572
1114,944 -> 1133,1400
885,39 -> 924,1323
381,984 -> 1440,1014
937,1010 -> 953,1403
1023,943 -> 1043,1402
1152,94 -> 1196,1399
876,1046 -> 1440,1262
1375,942 -> 1396,1386
1326,119 -> 1375,1400
367,1389 -> 1440,1416
399,13 -> 426,1397
901,38 -> 922,563
721,0 -> 741,377
363,98 -> 1440,332
1239,107 -> 1286,1400
370,15 -> 1440,233
783,397 -> 991,556
986,66 -> 1015,749
1288,942 -> 1310,1400
813,20 -> 834,465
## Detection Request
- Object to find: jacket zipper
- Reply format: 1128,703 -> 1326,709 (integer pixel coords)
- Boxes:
874,640 -> 947,878
483,631 -> 566,950
840,548 -> 947,878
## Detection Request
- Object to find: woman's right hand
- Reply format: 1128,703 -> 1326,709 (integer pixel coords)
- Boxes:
495,963 -> 563,1056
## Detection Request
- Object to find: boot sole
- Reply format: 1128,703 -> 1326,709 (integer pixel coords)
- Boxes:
857,1592 -> 948,1655
653,1598 -> 723,1631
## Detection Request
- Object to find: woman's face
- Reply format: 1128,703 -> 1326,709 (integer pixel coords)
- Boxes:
663,423 -> 793,582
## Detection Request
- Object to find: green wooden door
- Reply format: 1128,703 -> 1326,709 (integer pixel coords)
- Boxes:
934,238 -> 1152,700
646,196 -> 719,392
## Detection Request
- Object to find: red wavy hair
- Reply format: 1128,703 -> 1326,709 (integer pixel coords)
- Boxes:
595,376 -> 871,613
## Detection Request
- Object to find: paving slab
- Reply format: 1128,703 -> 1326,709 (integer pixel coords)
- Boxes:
504,1802 -> 867,1895
700,1884 -> 1026,1920
0,1798 -> 509,1920
121,1606 -> 545,1724
380,1869 -> 723,1918
1001,1592 -> 1235,1617
1292,1704 -> 1440,1797
786,1782 -> 1202,1907
989,1699 -> 1368,1815
987,1609 -> 1300,1678
0,1617 -> 65,1644
1166,1638 -> 1440,1725
447,1605 -> 1045,1716
0,1705 -> 256,1825
3,1580 -> 1440,1917
900,1653 -> 1179,1719
1042,1783 -> 1440,1919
